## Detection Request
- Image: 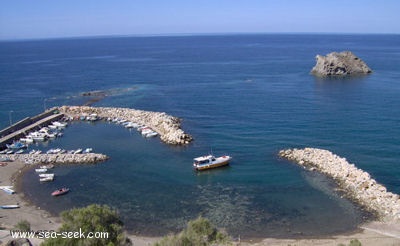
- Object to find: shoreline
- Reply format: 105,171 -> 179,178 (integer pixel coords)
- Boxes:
279,148 -> 400,222
0,157 -> 399,245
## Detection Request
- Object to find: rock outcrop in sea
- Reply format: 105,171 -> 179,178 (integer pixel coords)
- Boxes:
279,148 -> 400,222
58,106 -> 193,145
311,51 -> 372,76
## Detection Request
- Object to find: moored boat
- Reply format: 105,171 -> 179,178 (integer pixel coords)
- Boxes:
20,136 -> 34,144
193,155 -> 232,171
40,164 -> 54,169
51,187 -> 69,196
82,148 -> 93,153
35,168 -> 48,173
15,149 -> 25,154
145,131 -> 158,138
40,176 -> 54,182
52,121 -> 68,128
38,173 -> 54,178
6,141 -> 27,150
73,148 -> 83,154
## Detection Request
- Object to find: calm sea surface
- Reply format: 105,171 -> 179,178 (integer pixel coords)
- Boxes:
1,34 -> 400,238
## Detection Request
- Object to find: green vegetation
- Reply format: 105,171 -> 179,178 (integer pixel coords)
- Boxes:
338,239 -> 362,246
14,220 -> 31,231
41,204 -> 131,246
154,216 -> 231,246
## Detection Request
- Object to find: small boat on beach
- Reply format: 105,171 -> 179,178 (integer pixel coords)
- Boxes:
193,155 -> 232,171
1,204 -> 20,209
51,187 -> 70,196
0,186 -> 15,194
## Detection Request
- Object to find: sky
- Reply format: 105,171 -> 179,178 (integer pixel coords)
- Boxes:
1,0 -> 399,40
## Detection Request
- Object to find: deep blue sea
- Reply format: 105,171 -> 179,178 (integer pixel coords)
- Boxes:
1,34 -> 400,238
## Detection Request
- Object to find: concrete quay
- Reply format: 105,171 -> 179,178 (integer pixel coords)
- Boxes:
58,105 -> 193,145
0,109 -> 64,149
279,148 -> 400,222
0,153 -> 109,165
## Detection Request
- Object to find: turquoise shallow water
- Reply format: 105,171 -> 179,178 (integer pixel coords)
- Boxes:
1,34 -> 400,238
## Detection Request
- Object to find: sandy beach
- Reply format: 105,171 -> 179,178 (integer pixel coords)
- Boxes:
1,160 -> 400,246
0,161 -> 60,246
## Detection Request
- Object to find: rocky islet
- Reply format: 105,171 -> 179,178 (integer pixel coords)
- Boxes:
311,51 -> 372,76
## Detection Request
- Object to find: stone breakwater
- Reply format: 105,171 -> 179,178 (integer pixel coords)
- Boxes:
0,153 -> 109,165
279,148 -> 400,222
58,106 -> 193,145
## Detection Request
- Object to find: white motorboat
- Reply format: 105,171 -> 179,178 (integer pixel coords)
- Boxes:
35,168 -> 48,173
124,122 -> 139,128
52,121 -> 68,128
38,173 -> 54,178
145,131 -> 158,138
40,164 -> 54,169
20,136 -> 34,144
73,148 -> 83,154
40,176 -> 54,182
29,132 -> 47,141
193,155 -> 232,171
82,148 -> 93,153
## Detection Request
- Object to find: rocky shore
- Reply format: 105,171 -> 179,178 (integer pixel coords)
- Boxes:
58,105 -> 193,145
311,51 -> 372,76
279,148 -> 400,222
0,153 -> 108,165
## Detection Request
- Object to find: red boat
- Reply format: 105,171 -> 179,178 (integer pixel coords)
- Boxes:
51,188 -> 70,196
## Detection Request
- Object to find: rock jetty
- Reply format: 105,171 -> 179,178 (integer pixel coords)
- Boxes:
0,153 -> 108,165
58,106 -> 193,145
279,148 -> 400,222
311,51 -> 372,76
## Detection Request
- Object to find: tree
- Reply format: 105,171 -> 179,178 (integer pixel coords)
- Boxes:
41,204 -> 131,246
155,216 -> 231,246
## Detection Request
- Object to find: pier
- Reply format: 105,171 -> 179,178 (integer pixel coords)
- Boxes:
0,109 -> 64,150
279,148 -> 400,222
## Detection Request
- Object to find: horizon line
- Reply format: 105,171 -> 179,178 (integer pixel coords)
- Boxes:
1,31 -> 399,42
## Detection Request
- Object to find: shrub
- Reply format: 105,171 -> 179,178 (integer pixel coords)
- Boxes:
14,220 -> 31,231
41,204 -> 131,246
155,216 -> 231,246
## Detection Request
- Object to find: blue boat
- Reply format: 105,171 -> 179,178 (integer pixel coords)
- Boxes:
6,141 -> 27,150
